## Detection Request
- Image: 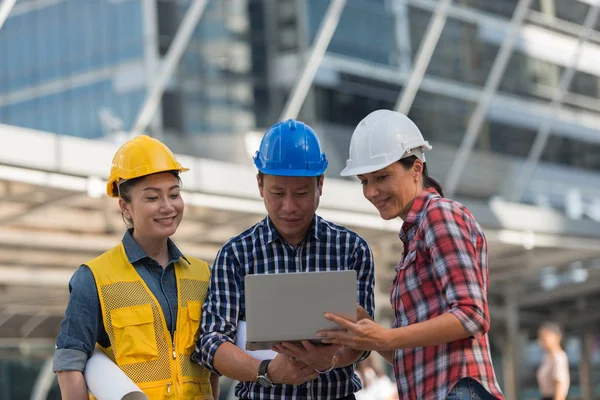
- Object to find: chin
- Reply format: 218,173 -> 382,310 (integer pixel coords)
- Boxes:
378,209 -> 398,220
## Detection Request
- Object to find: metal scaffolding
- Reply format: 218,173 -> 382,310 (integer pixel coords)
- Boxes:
279,0 -> 347,121
130,0 -> 210,137
394,0 -> 451,114
508,2 -> 600,202
0,0 -> 16,32
444,0 -> 534,198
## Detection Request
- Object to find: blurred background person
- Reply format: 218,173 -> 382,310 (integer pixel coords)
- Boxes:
537,322 -> 570,400
354,357 -> 397,400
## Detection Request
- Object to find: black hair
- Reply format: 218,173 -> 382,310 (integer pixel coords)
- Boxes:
398,156 -> 444,197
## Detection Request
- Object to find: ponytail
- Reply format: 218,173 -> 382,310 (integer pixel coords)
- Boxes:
398,156 -> 444,197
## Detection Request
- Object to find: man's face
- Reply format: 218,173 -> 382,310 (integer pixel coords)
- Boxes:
257,174 -> 323,246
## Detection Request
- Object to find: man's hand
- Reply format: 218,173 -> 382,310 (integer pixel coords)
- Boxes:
273,341 -> 344,371
317,313 -> 393,352
266,353 -> 319,385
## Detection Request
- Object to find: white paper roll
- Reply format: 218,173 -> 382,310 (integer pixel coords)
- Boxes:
236,321 -> 278,360
84,348 -> 149,400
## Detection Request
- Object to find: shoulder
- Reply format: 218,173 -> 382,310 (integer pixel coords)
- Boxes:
423,196 -> 478,227
218,219 -> 268,256
85,243 -> 123,270
68,265 -> 98,295
316,215 -> 370,248
184,256 -> 211,272
553,350 -> 569,363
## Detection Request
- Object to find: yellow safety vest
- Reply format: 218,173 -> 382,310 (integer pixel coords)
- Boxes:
86,243 -> 213,400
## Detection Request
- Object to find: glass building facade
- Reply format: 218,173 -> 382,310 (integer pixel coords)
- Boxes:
0,0 -> 255,148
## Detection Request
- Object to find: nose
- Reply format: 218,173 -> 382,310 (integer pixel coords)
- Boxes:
281,195 -> 298,213
160,196 -> 176,213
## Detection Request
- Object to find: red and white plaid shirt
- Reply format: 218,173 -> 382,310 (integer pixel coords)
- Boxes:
391,188 -> 504,399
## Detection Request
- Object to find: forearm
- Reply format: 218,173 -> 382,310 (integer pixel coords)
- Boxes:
210,373 -> 220,400
390,312 -> 470,349
213,342 -> 262,382
56,371 -> 89,400
378,350 -> 393,364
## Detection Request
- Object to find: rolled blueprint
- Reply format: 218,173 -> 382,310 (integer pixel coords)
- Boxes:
236,321 -> 278,360
84,348 -> 148,400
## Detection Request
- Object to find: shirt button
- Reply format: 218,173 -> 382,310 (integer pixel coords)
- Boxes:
162,280 -> 166,285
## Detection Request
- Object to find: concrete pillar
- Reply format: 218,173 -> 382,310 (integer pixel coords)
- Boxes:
579,332 -> 594,400
502,289 -> 520,400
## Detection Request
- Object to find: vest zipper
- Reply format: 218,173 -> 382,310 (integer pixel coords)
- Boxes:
172,341 -> 177,359
167,383 -> 171,394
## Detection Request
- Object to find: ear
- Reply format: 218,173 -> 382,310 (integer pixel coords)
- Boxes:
412,159 -> 423,177
119,198 -> 131,217
256,174 -> 264,198
317,175 -> 324,196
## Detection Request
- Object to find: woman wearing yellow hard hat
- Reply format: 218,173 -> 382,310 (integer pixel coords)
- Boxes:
53,135 -> 219,399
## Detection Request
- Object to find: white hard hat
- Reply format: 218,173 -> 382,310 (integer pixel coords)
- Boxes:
340,109 -> 432,177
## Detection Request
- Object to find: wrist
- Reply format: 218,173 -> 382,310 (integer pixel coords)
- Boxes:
257,359 -> 274,387
384,328 -> 399,350
314,347 -> 344,374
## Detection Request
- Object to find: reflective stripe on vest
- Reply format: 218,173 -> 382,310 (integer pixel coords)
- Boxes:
86,243 -> 212,400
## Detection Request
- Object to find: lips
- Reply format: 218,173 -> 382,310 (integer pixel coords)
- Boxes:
281,218 -> 301,223
373,198 -> 389,209
154,216 -> 176,225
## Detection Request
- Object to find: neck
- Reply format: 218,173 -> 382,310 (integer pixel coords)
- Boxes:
547,343 -> 562,354
400,186 -> 425,221
132,230 -> 170,267
280,230 -> 308,247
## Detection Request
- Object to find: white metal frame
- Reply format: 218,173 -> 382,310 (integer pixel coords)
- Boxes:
279,0 -> 347,121
394,0 -> 451,114
508,3 -> 600,202
444,0 -> 534,198
130,0 -> 210,137
0,0 -> 16,31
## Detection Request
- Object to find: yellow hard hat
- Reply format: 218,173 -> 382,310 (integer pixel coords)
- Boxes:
106,135 -> 189,198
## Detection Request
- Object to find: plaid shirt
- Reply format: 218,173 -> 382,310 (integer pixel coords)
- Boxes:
392,188 -> 503,399
193,215 -> 375,400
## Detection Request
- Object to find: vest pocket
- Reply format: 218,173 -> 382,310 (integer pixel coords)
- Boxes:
183,301 -> 202,353
110,304 -> 159,365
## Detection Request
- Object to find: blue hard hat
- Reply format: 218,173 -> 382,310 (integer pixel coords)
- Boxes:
253,119 -> 328,177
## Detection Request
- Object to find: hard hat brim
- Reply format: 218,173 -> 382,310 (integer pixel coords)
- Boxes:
340,160 -> 398,177
257,168 -> 326,177
106,166 -> 189,198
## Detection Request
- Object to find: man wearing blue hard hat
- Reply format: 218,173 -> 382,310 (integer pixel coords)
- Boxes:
193,119 -> 375,400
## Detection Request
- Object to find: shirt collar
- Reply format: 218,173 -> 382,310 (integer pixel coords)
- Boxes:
399,188 -> 440,238
122,229 -> 189,266
265,215 -> 320,245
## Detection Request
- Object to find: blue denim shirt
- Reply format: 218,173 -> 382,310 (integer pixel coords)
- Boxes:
52,229 -> 188,372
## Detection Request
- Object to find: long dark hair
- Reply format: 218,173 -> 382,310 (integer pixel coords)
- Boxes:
398,156 -> 444,197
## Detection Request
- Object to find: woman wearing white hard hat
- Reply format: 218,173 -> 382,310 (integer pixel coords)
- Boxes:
318,110 -> 504,400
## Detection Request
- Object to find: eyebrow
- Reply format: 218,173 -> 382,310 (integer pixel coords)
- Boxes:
271,185 -> 309,191
142,185 -> 180,192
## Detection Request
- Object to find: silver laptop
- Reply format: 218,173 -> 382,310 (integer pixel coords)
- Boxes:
244,270 -> 357,350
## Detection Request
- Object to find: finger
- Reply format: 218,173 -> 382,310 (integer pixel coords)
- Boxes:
280,341 -> 306,357
275,347 -> 297,359
300,340 -> 317,352
324,313 -> 359,331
